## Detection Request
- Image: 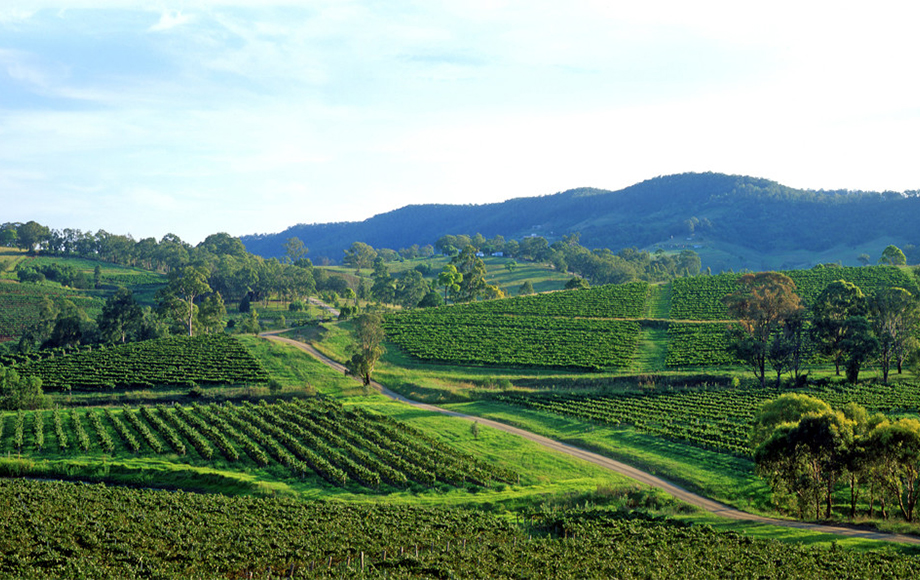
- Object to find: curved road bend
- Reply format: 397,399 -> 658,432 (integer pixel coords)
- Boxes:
261,330 -> 920,546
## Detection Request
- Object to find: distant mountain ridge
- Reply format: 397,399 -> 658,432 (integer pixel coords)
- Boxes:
240,172 -> 920,271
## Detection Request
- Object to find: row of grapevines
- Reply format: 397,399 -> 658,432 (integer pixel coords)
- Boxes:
427,281 -> 650,319
0,399 -> 518,491
3,478 -> 919,578
15,334 -> 270,391
494,381 -> 920,456
385,312 -> 641,370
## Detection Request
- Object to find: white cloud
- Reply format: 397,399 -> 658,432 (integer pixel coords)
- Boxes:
149,9 -> 192,32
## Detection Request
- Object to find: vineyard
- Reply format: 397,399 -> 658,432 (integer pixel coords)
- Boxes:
383,282 -> 649,370
665,322 -> 737,367
435,281 -> 650,319
1,478 -> 917,579
669,266 -> 917,321
493,381 -> 920,456
25,256 -> 166,287
0,398 -> 516,490
385,312 -> 641,370
14,334 -> 270,390
0,280 -> 103,339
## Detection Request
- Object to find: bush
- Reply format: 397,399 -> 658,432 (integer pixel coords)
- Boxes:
0,367 -> 46,410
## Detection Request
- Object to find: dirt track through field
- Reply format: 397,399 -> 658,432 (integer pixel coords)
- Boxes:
261,330 -> 920,546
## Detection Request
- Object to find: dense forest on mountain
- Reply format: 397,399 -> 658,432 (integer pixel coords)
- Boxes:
240,172 -> 920,270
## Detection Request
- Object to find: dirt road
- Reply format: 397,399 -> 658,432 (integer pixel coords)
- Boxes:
261,331 -> 920,546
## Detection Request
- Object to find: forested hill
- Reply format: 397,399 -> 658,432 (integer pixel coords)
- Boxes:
240,172 -> 920,270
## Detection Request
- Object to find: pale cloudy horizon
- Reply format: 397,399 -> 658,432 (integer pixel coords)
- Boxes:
3,1 -> 920,244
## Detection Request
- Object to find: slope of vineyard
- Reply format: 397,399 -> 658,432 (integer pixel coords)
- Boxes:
437,281 -> 650,319
0,398 -> 516,491
493,381 -> 920,456
385,312 -> 641,370
14,334 -> 270,390
670,266 -> 917,321
0,280 -> 104,340
384,283 -> 648,370
3,478 -> 918,579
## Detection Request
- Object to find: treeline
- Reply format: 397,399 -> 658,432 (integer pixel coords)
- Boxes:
424,233 -> 701,285
724,269 -> 920,387
2,223 -> 366,358
754,393 -> 920,523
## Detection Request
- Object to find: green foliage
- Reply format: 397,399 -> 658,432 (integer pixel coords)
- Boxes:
879,244 -> 907,266
387,311 -> 641,370
751,393 -> 833,448
0,367 -> 45,410
0,282 -> 103,339
564,276 -> 589,290
670,267 -> 916,321
0,399 -> 515,490
385,282 -> 649,370
495,381 -> 920,459
346,313 -> 386,385
15,334 -> 269,391
6,478 -> 919,578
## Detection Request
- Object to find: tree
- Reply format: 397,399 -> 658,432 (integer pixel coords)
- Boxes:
857,254 -> 871,267
752,393 -> 833,448
283,237 -> 308,264
394,269 -> 429,308
346,313 -> 386,386
45,299 -> 95,349
343,242 -> 378,271
869,287 -> 919,382
565,277 -> 589,290
724,272 -> 803,387
0,368 -> 45,410
437,264 -> 462,303
518,281 -> 534,295
810,280 -> 867,375
868,419 -> 920,521
451,246 -> 488,302
0,224 -> 16,247
370,257 -> 395,304
98,287 -> 144,343
417,290 -> 443,308
879,245 -> 907,266
196,292 -> 227,334
755,410 -> 855,519
158,265 -> 213,336
766,309 -> 807,387
15,221 -> 50,253
839,315 -> 877,384
239,309 -> 261,334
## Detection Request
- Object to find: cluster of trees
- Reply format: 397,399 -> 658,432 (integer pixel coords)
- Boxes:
16,262 -> 97,289
430,232 -> 701,285
0,367 -> 45,410
754,394 -> 920,522
358,244 -> 505,308
0,222 -> 348,308
20,290 -> 164,353
724,273 -> 920,387
342,231 -> 701,309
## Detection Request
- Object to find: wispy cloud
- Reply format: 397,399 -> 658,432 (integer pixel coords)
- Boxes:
148,9 -> 192,32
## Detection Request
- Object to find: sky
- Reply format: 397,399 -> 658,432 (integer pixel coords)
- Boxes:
2,1 -> 920,244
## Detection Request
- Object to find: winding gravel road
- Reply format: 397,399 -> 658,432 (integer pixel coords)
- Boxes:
262,330 -> 920,546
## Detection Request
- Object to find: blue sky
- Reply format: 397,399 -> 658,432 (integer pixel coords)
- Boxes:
3,1 -> 920,244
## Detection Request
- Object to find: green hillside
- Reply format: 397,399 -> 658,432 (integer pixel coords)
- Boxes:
383,265 -> 920,372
